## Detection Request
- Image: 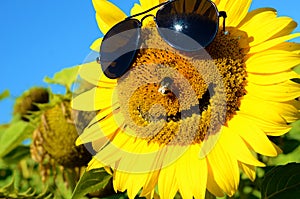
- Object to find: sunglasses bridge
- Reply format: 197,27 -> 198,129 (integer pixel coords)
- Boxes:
127,0 -> 227,33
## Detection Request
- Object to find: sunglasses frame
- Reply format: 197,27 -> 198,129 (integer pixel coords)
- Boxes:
99,0 -> 227,78
129,0 -> 226,31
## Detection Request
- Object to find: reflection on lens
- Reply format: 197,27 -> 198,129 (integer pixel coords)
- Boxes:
156,0 -> 218,50
100,19 -> 141,78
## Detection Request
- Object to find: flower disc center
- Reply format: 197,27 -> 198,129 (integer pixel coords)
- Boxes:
116,26 -> 248,146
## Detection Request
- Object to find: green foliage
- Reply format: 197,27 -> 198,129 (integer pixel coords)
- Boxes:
267,121 -> 300,165
44,66 -> 80,91
71,168 -> 112,199
2,146 -> 31,164
0,121 -> 34,158
261,163 -> 300,199
288,120 -> 300,141
0,177 -> 52,198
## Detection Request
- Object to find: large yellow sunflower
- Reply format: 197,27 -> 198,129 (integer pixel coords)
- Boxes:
72,0 -> 300,198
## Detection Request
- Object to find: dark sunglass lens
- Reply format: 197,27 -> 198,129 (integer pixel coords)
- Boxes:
156,0 -> 218,51
100,19 -> 140,79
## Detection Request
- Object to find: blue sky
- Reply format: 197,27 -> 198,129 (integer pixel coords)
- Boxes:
0,0 -> 300,123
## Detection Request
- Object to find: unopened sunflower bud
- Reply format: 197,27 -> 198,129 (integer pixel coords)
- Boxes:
13,87 -> 49,121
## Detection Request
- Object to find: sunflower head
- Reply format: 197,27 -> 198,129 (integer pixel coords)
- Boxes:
72,0 -> 300,198
31,101 -> 91,168
13,87 -> 49,121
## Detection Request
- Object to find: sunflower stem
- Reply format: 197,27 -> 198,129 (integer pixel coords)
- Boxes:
64,168 -> 77,191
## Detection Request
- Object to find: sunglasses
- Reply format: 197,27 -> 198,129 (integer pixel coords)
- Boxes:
98,0 -> 227,79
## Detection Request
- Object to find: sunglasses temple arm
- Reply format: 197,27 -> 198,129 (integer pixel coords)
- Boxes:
219,11 -> 227,32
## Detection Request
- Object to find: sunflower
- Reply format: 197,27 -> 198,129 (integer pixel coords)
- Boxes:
72,0 -> 300,198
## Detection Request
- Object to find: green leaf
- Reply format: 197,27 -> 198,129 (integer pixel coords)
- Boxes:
268,146 -> 300,165
261,163 -> 300,199
71,168 -> 112,199
0,90 -> 9,101
0,121 -> 34,158
2,145 -> 31,164
44,66 -> 80,91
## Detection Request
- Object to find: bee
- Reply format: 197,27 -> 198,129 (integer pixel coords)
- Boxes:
158,77 -> 174,95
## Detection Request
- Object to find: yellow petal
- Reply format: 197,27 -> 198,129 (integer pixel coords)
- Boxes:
239,9 -> 296,46
238,8 -> 275,26
113,170 -> 148,198
113,171 -> 128,192
246,50 -> 300,74
238,112 -> 291,136
126,172 -> 149,199
246,82 -> 300,102
78,61 -> 117,87
140,171 -> 160,197
247,70 -> 300,85
90,38 -> 103,52
271,42 -> 300,54
240,97 -> 287,125
114,141 -> 154,172
177,145 -> 207,199
206,138 -> 239,196
227,114 -> 278,156
220,127 -> 265,167
93,142 -> 123,167
158,163 -> 178,199
279,102 -> 300,123
87,157 -> 105,170
238,162 -> 256,181
77,110 -> 123,146
139,0 -> 160,11
92,0 -> 127,34
217,0 -> 252,27
211,0 -> 220,5
130,3 -> 143,17
71,87 -> 116,111
96,132 -> 162,172
87,105 -> 119,129
249,33 -> 300,54
241,96 -> 300,124
206,163 -> 224,197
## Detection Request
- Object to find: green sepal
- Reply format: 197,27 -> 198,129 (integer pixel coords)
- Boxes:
71,168 -> 112,199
